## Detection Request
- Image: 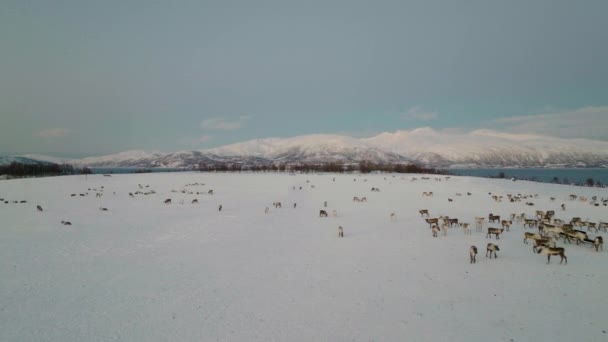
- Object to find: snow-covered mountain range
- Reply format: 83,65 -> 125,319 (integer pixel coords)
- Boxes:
5,128 -> 608,168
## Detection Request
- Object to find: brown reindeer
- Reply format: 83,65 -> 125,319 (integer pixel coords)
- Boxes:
501,220 -> 512,232
425,218 -> 439,229
536,247 -> 567,264
36,205 -> 43,212
164,199 -> 172,204
486,243 -> 499,259
319,210 -> 328,217
486,227 -> 504,239
419,209 -> 429,217
488,213 -> 500,223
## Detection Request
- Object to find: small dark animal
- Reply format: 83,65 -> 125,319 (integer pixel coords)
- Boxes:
218,205 -> 222,211
338,226 -> 344,238
36,205 -> 43,212
319,210 -> 328,217
164,199 -> 172,204
61,220 -> 72,226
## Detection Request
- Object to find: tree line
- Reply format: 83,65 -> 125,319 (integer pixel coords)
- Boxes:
197,161 -> 443,174
0,162 -> 91,178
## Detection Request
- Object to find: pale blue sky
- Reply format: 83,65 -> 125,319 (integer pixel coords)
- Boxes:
1,0 -> 607,157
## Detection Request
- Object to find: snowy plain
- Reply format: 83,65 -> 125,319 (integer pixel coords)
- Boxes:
1,172 -> 607,342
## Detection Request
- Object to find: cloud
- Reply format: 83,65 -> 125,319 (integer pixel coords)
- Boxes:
402,106 -> 437,121
177,135 -> 213,146
200,116 -> 250,131
493,106 -> 608,141
36,128 -> 71,138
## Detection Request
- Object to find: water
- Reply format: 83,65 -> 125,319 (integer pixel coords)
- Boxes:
448,168 -> 608,186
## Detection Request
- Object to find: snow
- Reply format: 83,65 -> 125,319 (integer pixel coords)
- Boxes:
1,173 -> 607,341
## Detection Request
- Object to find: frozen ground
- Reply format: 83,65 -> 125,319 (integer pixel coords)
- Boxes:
1,172 -> 607,341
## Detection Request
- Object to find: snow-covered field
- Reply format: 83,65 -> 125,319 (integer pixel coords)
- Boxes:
1,172 -> 607,341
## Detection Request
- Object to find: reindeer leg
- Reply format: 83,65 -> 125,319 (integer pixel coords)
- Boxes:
547,255 -> 550,264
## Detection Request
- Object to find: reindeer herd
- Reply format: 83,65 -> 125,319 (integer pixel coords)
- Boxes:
3,173 -> 607,264
420,189 -> 607,265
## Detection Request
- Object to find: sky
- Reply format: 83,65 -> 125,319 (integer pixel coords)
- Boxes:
1,0 -> 607,158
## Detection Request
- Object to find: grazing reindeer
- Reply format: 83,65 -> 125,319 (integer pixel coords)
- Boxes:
319,210 -> 328,217
536,246 -> 567,264
460,223 -> 472,235
488,213 -> 500,223
486,227 -> 504,239
470,246 -> 478,264
532,238 -> 556,252
591,236 -> 603,251
448,198 -> 453,202
338,226 -> 344,238
192,199 -> 198,204
99,206 -> 108,211
36,205 -> 43,212
486,243 -> 499,259
475,217 -> 485,232
524,232 -> 543,244
501,220 -> 512,232
422,192 -> 433,197
419,209 -> 429,217
61,220 -> 72,226
208,190 -> 214,195
164,199 -> 171,204
432,224 -> 440,237
353,196 -> 361,202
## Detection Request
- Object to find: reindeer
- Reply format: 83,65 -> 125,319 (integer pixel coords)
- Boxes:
448,218 -> 459,227
500,220 -> 512,232
474,217 -> 485,232
218,205 -> 223,211
390,212 -> 396,221
164,199 -> 171,204
532,237 -> 556,252
353,196 -> 361,202
536,246 -> 567,264
488,213 -> 500,223
425,218 -> 439,229
524,232 -> 544,244
560,230 -> 587,245
319,210 -> 328,217
265,207 -> 270,214
338,226 -> 344,238
535,210 -> 545,219
332,210 -> 338,217
61,220 -> 72,226
523,219 -> 538,229
486,227 -> 504,239
598,221 -> 608,232
208,190 -> 214,195
469,246 -> 478,263
422,192 -> 433,197
486,243 -> 499,259
36,205 -> 43,212
99,206 -> 108,211
432,224 -> 440,238
460,223 -> 472,235
419,209 -> 429,217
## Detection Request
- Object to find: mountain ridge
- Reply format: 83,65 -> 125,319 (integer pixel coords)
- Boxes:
5,129 -> 608,168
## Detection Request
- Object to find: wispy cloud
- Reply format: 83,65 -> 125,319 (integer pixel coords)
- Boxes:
493,106 -> 608,141
177,135 -> 214,146
200,116 -> 250,131
402,106 -> 437,121
36,128 -> 71,138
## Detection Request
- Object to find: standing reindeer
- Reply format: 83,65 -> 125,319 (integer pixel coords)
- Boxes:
469,246 -> 478,264
338,226 -> 344,238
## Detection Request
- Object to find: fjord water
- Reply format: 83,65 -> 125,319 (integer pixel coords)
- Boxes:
448,168 -> 608,185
